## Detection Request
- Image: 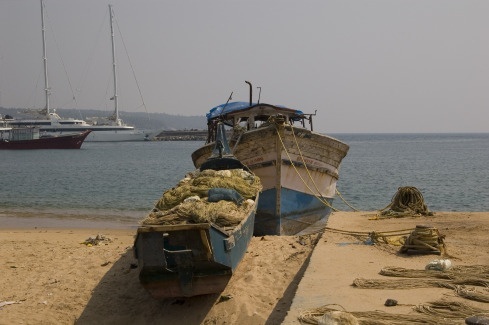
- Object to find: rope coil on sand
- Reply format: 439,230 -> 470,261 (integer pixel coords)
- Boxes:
399,225 -> 446,255
380,186 -> 433,217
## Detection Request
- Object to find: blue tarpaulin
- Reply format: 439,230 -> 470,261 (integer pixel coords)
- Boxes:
206,101 -> 304,121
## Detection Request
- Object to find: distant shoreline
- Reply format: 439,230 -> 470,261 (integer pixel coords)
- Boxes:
154,129 -> 207,141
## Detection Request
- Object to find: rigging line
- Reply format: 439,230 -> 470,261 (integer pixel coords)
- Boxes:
288,122 -> 332,202
282,122 -> 338,211
76,9 -> 109,112
114,15 -> 149,117
275,123 -> 337,211
28,68 -> 43,110
335,188 -> 358,211
103,71 -> 112,112
287,121 -> 357,211
324,227 -> 413,235
44,9 -> 77,109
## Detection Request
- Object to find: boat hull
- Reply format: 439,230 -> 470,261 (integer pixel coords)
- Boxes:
7,122 -> 155,142
134,201 -> 256,299
0,130 -> 91,150
38,128 -> 154,142
192,125 -> 349,235
85,129 -> 154,142
255,186 -> 333,236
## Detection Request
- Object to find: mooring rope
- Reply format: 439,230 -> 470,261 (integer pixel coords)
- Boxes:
269,117 -> 362,213
335,188 -> 359,211
324,226 -> 412,246
272,119 -> 338,211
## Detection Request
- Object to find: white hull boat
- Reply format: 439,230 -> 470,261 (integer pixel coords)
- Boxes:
191,82 -> 349,235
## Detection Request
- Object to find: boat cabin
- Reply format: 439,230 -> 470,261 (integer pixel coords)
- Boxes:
205,102 -> 316,144
1,127 -> 42,142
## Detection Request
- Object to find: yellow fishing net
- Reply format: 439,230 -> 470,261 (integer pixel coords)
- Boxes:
155,169 -> 261,210
141,169 -> 262,227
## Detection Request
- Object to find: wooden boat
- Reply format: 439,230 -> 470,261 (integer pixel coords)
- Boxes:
134,123 -> 261,298
191,81 -> 349,236
0,126 -> 91,150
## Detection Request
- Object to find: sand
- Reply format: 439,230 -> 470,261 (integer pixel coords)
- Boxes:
1,211 -> 488,324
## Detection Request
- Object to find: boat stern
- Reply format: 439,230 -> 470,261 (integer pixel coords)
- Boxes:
134,224 -> 233,299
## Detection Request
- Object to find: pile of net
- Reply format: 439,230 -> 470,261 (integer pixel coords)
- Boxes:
141,168 -> 262,228
380,186 -> 433,217
298,301 -> 489,325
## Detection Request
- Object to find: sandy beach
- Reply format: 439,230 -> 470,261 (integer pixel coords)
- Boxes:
1,211 -> 488,324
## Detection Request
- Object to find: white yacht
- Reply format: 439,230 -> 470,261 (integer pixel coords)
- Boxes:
7,110 -> 153,142
7,2 -> 156,142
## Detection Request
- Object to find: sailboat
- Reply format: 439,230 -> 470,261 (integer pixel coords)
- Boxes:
7,1 -> 156,142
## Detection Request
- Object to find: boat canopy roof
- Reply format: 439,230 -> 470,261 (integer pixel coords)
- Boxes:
206,101 -> 304,122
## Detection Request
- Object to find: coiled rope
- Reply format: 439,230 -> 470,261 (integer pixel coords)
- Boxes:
380,186 -> 433,217
400,225 -> 446,255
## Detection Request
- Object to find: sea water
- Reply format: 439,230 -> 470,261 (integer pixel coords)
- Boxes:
333,133 -> 489,212
1,133 -> 488,227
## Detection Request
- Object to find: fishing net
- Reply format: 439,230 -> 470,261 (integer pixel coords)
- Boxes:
379,265 -> 489,280
380,186 -> 433,217
155,169 -> 261,210
378,265 -> 489,303
142,199 -> 257,227
299,263 -> 489,324
352,277 -> 489,290
414,300 -> 489,319
297,304 -> 461,325
300,264 -> 489,324
453,286 -> 489,303
141,168 -> 261,228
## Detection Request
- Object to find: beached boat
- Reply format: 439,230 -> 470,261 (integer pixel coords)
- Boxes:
134,123 -> 261,298
7,1 -> 155,142
0,126 -> 91,150
191,82 -> 349,236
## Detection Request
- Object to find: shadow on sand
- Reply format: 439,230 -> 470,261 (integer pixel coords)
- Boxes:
75,248 -> 219,325
264,234 -> 319,325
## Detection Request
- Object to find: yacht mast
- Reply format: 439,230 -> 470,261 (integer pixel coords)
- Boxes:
109,4 -> 120,125
40,0 -> 50,115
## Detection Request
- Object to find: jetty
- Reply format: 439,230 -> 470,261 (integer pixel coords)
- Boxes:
154,130 -> 207,141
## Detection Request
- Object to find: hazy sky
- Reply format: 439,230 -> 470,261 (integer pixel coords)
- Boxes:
1,0 -> 488,133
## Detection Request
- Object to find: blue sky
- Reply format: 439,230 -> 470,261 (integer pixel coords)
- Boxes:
1,0 -> 488,133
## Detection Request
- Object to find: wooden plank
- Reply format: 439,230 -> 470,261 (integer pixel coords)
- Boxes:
137,223 -> 211,233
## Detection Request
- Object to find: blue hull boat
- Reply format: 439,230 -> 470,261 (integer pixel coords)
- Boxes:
134,122 -> 261,298
255,187 -> 334,236
134,204 -> 256,298
191,82 -> 349,236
